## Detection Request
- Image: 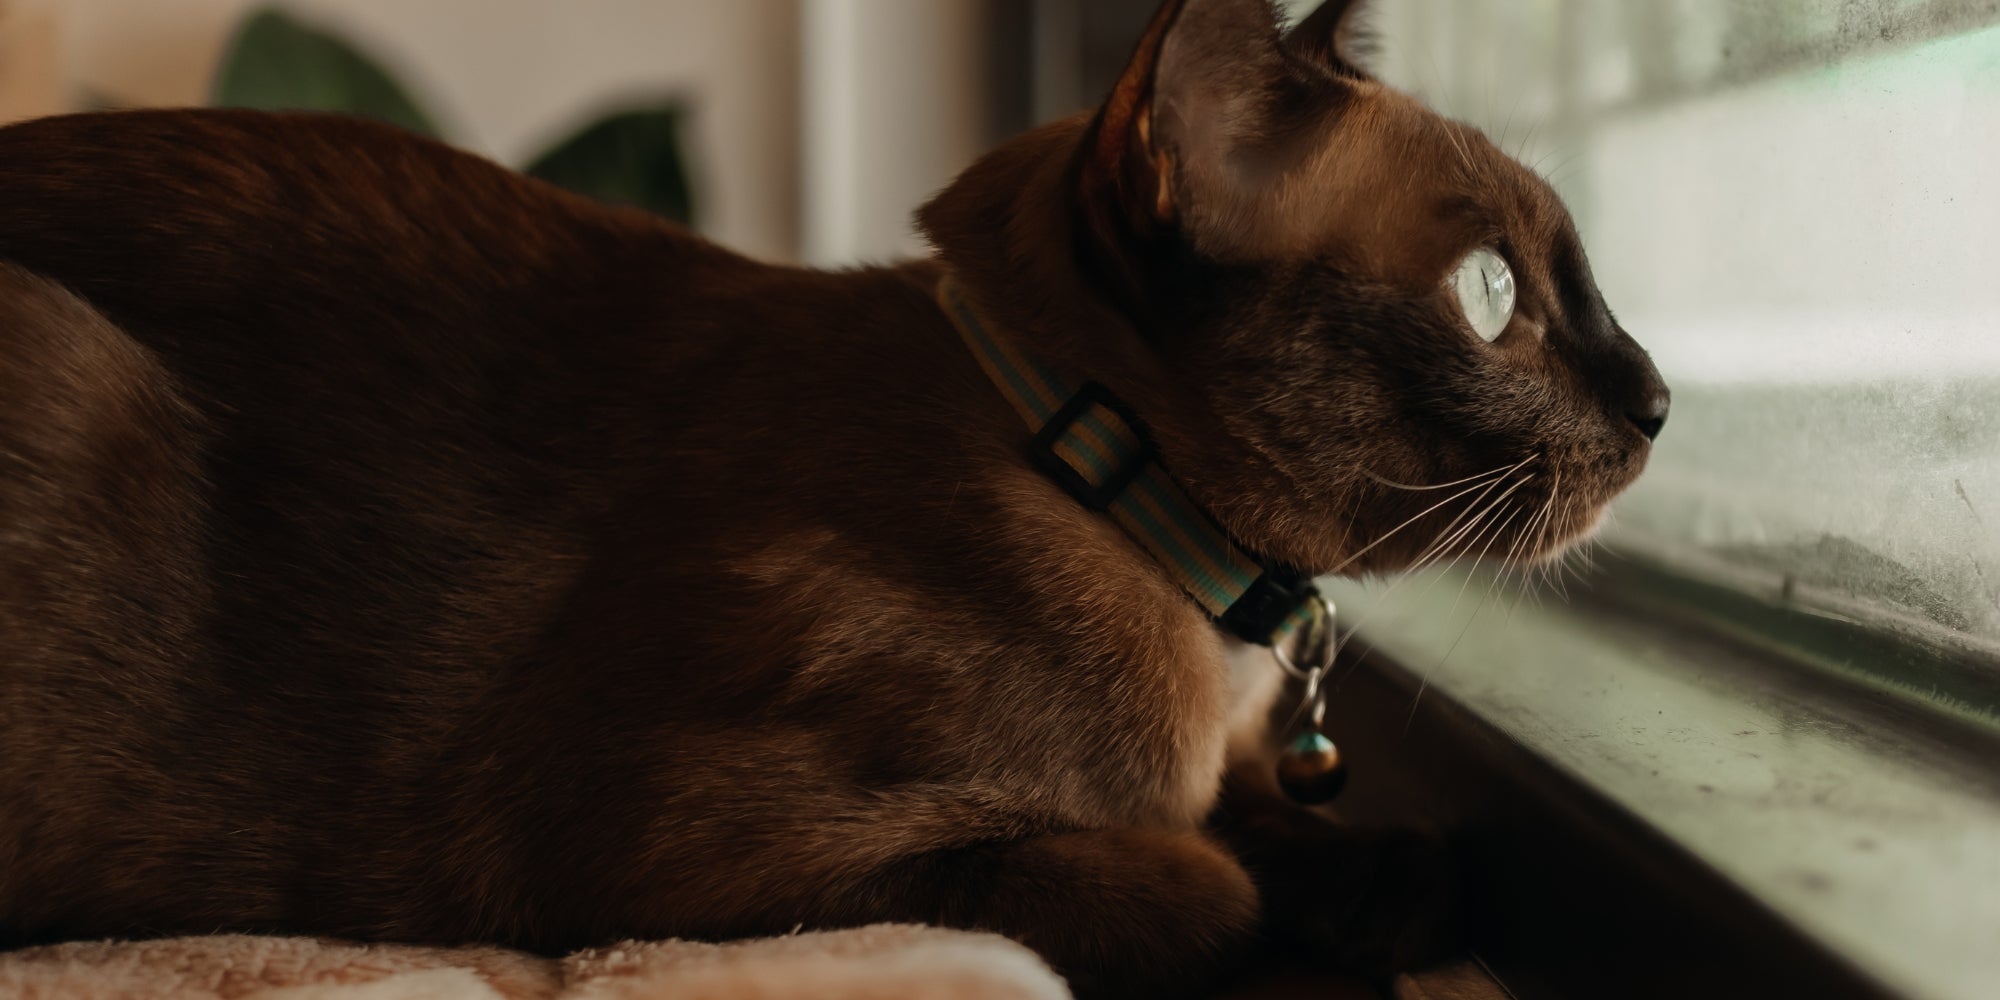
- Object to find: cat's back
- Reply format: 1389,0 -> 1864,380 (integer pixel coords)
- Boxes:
0,109 -> 781,944
0,108 -> 691,258
0,109 -> 735,381
0,108 -> 767,699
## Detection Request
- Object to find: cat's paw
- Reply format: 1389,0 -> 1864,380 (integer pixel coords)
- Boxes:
1293,827 -> 1461,978
1308,833 -> 1462,976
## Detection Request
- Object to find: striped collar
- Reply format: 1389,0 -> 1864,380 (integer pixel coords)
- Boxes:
937,276 -> 1322,650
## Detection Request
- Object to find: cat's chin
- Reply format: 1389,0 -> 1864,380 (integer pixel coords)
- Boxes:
1514,501 -> 1614,567
1327,495 -> 1615,578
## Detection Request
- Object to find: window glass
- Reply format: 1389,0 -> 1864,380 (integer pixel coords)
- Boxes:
1339,0 -> 2000,647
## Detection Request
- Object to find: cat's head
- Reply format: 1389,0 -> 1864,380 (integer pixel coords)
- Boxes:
921,0 -> 1669,578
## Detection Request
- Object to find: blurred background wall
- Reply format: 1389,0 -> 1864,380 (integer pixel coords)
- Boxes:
0,0 -> 802,259
0,0 -> 1164,265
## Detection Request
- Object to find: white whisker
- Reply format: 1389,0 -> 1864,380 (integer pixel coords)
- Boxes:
1496,491 -> 1545,580
1405,472 -> 1524,569
1391,479 -> 1532,643
1333,471 -> 1535,669
1361,462 -> 1516,492
1444,504 -> 1526,624
1549,510 -> 1578,601
1407,524 -> 1518,733
1325,456 -> 1531,576
1500,477 -> 1559,621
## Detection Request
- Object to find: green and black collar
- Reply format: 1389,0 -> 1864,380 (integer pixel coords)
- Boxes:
937,276 -> 1322,650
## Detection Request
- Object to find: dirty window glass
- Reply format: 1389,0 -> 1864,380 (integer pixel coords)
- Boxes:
1340,0 -> 2000,649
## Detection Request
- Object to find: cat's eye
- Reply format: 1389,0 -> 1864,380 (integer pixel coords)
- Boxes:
1449,248 -> 1516,342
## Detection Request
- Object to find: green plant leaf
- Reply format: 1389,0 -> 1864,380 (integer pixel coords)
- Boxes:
525,106 -> 694,224
211,8 -> 439,138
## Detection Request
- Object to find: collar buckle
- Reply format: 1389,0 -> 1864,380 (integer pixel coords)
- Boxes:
1220,570 -> 1321,647
1028,381 -> 1156,512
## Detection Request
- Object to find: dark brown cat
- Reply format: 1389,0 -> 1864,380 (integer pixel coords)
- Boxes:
0,1 -> 1666,996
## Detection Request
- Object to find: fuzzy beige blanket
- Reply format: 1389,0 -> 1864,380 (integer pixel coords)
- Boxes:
0,925 -> 1071,1000
0,928 -> 1499,1000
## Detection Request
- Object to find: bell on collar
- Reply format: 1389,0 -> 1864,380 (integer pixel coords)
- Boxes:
1277,729 -> 1346,804
1269,595 -> 1344,804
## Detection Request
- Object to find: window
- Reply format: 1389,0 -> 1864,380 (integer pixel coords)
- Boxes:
1358,1 -> 2000,654
1317,5 -> 2000,998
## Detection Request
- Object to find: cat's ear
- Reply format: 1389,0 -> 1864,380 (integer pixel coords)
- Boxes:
1285,0 -> 1377,80
1078,0 -> 1296,246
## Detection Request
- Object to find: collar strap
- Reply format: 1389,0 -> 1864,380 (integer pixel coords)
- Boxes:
939,277 -> 1320,649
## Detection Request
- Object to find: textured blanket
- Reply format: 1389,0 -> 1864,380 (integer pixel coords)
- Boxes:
0,925 -> 1070,1000
0,927 -> 1497,999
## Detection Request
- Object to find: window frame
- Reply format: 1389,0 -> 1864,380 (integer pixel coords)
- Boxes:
1321,552 -> 2000,1000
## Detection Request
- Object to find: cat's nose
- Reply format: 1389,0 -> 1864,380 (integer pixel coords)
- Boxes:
1625,390 -> 1669,441
1575,311 -> 1669,444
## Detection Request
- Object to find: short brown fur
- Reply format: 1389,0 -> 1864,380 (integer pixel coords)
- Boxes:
0,2 -> 1664,997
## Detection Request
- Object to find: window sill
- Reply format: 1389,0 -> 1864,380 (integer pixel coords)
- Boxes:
1318,551 -> 2000,1000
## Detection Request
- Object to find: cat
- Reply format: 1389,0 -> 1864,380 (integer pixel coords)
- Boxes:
0,0 -> 1667,996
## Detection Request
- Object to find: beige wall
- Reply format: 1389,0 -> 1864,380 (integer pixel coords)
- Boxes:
0,0 -> 800,260
799,0 -> 987,266
0,3 -> 58,123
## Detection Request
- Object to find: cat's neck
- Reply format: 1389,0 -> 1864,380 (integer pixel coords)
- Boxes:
917,116 -> 1312,572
